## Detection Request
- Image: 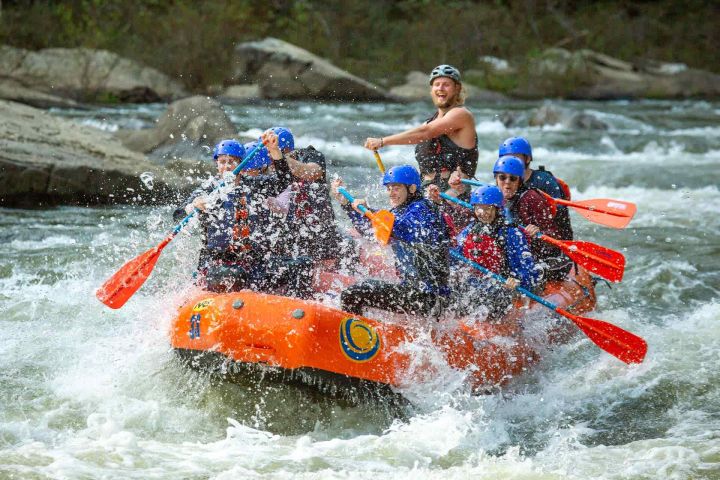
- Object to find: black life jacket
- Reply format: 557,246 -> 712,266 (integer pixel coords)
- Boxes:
414,109 -> 478,178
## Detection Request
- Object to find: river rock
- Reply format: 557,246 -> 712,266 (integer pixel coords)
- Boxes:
529,104 -> 608,130
115,96 -> 237,161
232,37 -> 393,101
519,48 -> 720,99
0,45 -> 187,104
389,70 -> 507,102
0,100 -> 187,208
218,84 -> 261,103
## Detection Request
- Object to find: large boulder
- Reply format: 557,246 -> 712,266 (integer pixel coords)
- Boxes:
518,48 -> 720,99
232,37 -> 393,101
0,45 -> 187,104
529,104 -> 608,130
0,100 -> 188,208
115,96 -> 237,161
390,71 -> 507,102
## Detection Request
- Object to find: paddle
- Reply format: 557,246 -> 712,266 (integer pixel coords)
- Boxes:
450,250 -> 647,364
373,150 -> 386,174
461,179 -> 637,229
337,187 -> 394,245
440,192 -> 625,283
96,142 -> 266,309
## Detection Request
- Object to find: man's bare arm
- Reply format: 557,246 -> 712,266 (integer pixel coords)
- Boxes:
365,108 -> 472,150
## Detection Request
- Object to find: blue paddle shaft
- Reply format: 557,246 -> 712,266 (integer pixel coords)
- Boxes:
337,187 -> 370,215
440,192 -> 472,209
450,250 -> 557,311
440,192 -> 542,240
170,141 -> 265,236
461,179 -> 487,187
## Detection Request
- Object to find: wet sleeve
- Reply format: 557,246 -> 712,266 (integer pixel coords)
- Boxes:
172,187 -> 207,223
517,190 -> 557,234
342,203 -> 374,237
505,227 -> 541,290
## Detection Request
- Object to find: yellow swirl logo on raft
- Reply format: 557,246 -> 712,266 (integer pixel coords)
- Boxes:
339,317 -> 381,362
192,299 -> 214,312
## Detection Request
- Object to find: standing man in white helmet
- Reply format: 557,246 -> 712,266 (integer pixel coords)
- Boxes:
364,64 -> 478,191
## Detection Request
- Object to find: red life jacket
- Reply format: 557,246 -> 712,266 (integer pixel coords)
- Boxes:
462,229 -> 506,274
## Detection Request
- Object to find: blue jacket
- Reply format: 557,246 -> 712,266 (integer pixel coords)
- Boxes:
345,196 -> 450,295
452,219 -> 541,291
173,159 -> 292,269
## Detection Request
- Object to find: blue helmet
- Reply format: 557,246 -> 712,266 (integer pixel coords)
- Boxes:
493,155 -> 525,179
470,185 -> 504,208
212,139 -> 245,160
382,165 -> 421,190
429,64 -> 461,84
272,126 -> 294,152
240,141 -> 271,171
499,136 -> 532,157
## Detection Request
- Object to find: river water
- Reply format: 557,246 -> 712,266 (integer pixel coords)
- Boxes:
1,99 -> 719,479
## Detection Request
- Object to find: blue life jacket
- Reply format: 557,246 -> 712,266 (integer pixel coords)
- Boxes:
347,197 -> 451,295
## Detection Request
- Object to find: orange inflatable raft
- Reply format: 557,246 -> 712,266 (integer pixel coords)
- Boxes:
170,266 -> 596,397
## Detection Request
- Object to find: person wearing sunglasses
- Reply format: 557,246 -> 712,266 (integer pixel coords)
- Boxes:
494,155 -> 573,282
498,136 -> 573,241
363,64 -> 478,191
450,184 -> 541,320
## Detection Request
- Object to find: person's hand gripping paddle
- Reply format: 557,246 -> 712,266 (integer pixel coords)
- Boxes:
337,187 -> 394,245
96,142 -> 266,309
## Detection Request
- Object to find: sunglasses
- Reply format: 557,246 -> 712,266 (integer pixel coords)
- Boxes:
496,174 -> 519,182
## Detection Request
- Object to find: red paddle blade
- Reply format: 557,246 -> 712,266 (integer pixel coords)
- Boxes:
564,310 -> 647,364
370,210 -> 395,245
567,199 -> 637,229
561,240 -> 625,283
96,237 -> 172,309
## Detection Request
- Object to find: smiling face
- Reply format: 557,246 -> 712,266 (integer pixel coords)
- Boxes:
430,77 -> 460,109
495,173 -> 521,199
386,183 -> 410,208
474,204 -> 497,224
216,154 -> 240,175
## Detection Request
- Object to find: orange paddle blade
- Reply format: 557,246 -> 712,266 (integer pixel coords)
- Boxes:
562,309 -> 648,364
539,191 -> 637,228
568,198 -> 636,228
541,236 -> 625,283
368,210 -> 394,245
96,236 -> 173,309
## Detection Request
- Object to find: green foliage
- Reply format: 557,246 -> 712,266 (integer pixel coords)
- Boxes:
0,0 -> 717,93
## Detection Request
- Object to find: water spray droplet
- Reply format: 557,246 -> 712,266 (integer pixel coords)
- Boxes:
140,172 -> 154,190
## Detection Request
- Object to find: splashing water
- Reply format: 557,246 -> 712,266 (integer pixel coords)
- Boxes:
1,99 -> 718,479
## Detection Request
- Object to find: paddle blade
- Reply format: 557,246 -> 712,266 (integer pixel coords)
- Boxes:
569,199 -> 637,229
96,237 -> 172,309
558,239 -> 625,283
564,311 -> 648,364
370,210 -> 394,245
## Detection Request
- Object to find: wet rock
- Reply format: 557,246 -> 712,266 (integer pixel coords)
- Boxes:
218,84 -> 261,103
232,37 -> 393,101
0,100 -> 188,208
529,104 -> 608,130
518,48 -> 720,99
0,45 -> 187,105
115,96 -> 236,161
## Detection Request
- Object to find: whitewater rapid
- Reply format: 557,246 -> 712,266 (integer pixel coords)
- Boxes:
1,99 -> 718,479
